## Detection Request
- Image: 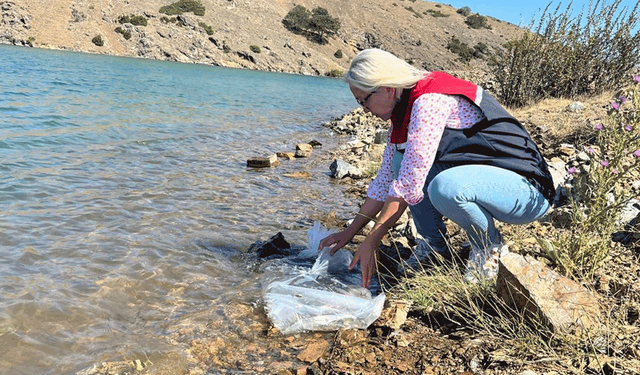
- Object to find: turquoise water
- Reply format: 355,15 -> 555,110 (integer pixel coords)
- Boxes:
0,45 -> 359,374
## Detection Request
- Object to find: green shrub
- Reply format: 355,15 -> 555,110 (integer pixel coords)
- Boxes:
91,35 -> 104,46
308,7 -> 340,43
159,0 -> 205,16
425,9 -> 449,17
115,26 -> 132,40
249,45 -> 261,53
334,49 -> 343,58
456,6 -> 471,16
473,42 -> 488,57
282,5 -> 310,32
325,69 -> 344,78
544,79 -> 640,278
404,6 -> 423,18
447,37 -> 474,62
118,14 -> 147,26
160,16 -> 178,23
282,5 -> 340,44
198,21 -> 214,35
465,13 -> 491,29
489,0 -> 640,107
27,36 -> 35,47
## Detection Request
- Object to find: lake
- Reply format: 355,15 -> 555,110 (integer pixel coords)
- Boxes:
0,44 -> 360,374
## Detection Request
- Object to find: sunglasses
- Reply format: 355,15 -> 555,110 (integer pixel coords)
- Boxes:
356,90 -> 376,107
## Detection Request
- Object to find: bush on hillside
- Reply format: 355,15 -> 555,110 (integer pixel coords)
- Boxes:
308,7 -> 341,43
161,16 -> 178,23
490,0 -> 640,107
334,49 -> 343,58
404,6 -> 423,18
282,5 -> 340,44
114,26 -> 132,40
198,21 -> 214,35
465,13 -> 491,29
249,45 -> 261,53
456,6 -> 471,16
91,35 -> 104,46
325,69 -> 343,78
159,0 -> 205,17
447,37 -> 474,62
425,9 -> 449,17
118,14 -> 147,26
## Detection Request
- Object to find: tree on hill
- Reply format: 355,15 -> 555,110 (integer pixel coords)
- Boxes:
308,7 -> 340,43
282,5 -> 340,44
282,5 -> 310,33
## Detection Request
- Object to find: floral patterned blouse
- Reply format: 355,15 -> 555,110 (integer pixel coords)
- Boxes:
367,93 -> 486,205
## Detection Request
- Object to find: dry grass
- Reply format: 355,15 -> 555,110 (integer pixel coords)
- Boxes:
390,80 -> 640,374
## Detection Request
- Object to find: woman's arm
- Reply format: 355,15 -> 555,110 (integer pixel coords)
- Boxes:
319,197 -> 384,254
349,196 -> 408,288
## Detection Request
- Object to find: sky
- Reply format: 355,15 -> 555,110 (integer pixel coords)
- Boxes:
440,0 -> 639,27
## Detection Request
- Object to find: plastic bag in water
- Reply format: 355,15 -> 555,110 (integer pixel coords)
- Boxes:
262,222 -> 385,335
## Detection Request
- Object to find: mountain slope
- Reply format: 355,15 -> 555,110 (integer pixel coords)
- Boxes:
1,0 -> 522,75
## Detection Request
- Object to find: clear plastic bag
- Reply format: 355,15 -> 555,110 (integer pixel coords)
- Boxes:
262,222 -> 385,335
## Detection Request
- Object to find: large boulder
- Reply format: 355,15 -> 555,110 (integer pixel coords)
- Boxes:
497,252 -> 603,334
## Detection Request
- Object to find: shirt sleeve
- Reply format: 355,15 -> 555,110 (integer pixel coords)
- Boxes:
388,94 -> 459,205
366,128 -> 395,202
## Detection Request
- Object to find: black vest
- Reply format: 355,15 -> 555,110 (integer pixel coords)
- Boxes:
434,93 -> 556,203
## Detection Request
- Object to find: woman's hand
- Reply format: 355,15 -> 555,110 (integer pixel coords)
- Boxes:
349,240 -> 378,288
318,230 -> 354,255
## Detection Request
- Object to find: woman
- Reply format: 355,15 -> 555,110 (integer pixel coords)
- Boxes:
319,49 -> 555,288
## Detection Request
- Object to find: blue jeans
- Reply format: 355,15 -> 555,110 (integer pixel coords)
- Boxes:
393,151 -> 550,254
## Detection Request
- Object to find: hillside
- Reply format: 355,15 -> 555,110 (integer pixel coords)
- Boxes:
0,0 -> 522,75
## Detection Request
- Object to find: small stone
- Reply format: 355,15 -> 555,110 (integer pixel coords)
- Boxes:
247,154 -> 279,168
133,359 -> 144,371
309,140 -> 322,148
283,171 -> 312,179
277,152 -> 295,160
295,143 -> 313,158
566,101 -> 584,112
297,340 -> 329,363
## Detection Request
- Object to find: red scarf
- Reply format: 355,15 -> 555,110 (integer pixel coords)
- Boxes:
389,72 -> 483,144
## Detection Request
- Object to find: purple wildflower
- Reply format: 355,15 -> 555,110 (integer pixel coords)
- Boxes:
588,147 -> 595,154
600,160 -> 609,167
634,149 -> 640,158
567,167 -> 577,175
625,125 -> 633,132
611,102 -> 620,111
612,168 -> 618,174
619,96 -> 628,104
634,75 -> 640,84
594,124 -> 604,131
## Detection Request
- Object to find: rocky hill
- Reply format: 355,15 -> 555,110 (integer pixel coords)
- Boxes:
0,0 -> 522,76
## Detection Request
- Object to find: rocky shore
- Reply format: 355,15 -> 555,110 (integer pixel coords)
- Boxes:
76,85 -> 640,374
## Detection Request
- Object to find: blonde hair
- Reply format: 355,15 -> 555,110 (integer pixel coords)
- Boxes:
344,49 -> 428,95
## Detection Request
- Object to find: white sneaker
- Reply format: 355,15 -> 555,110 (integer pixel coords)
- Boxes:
397,239 -> 449,274
464,243 -> 509,283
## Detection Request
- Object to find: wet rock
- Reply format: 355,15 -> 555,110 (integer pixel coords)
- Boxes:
247,154 -> 279,168
295,143 -> 312,158
309,140 -> 322,149
276,151 -> 295,160
497,253 -> 603,334
247,232 -> 295,259
330,158 -> 357,179
283,171 -> 312,179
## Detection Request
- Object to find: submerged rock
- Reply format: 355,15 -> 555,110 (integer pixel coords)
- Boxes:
247,232 -> 295,259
